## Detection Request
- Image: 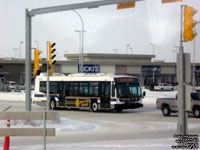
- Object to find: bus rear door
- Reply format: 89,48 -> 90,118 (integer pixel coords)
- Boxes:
58,82 -> 67,107
99,82 -> 111,108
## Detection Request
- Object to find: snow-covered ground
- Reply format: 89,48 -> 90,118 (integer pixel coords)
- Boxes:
12,138 -> 175,150
0,90 -> 187,150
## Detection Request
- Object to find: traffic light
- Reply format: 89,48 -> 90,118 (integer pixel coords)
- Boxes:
33,49 -> 42,77
162,0 -> 182,4
183,6 -> 197,41
48,42 -> 56,76
117,1 -> 135,10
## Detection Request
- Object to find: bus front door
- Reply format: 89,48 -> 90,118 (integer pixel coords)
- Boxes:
100,82 -> 111,108
58,82 -> 66,107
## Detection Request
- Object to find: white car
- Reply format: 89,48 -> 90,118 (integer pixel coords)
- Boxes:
7,81 -> 17,90
154,83 -> 174,91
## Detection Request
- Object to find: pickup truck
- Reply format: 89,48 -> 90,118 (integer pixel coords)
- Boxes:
156,92 -> 200,118
154,83 -> 174,91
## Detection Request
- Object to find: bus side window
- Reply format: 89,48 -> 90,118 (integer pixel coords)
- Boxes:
50,82 -> 57,94
80,82 -> 89,96
89,82 -> 98,97
40,81 -> 46,93
69,82 -> 79,96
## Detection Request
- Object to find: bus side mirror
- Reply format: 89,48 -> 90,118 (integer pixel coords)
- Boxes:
143,91 -> 146,97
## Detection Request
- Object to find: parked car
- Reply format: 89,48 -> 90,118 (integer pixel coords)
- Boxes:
154,83 -> 174,91
6,81 -> 17,91
156,92 -> 200,118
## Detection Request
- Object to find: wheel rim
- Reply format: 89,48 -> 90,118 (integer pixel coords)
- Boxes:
51,101 -> 55,109
163,108 -> 168,115
92,103 -> 98,111
194,109 -> 200,117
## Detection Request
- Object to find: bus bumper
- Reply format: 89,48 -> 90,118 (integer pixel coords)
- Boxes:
114,103 -> 143,110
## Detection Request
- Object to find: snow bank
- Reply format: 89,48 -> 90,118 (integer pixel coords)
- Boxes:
0,117 -> 98,134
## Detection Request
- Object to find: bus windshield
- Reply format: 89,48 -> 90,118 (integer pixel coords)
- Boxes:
116,82 -> 141,98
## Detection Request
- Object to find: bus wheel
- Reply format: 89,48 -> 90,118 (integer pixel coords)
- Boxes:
50,100 -> 56,110
193,107 -> 200,118
91,102 -> 98,112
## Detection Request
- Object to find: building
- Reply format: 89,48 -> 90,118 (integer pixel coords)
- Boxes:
63,53 -> 178,86
0,53 -> 200,87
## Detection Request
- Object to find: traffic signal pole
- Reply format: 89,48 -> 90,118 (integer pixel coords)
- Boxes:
177,5 -> 188,136
46,42 -> 50,111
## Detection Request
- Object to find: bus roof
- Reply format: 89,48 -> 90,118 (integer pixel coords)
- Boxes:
36,73 -> 138,82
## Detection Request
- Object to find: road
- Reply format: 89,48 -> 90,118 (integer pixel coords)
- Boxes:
0,100 -> 199,149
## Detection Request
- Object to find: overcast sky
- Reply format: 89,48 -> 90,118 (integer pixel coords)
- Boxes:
0,0 -> 200,62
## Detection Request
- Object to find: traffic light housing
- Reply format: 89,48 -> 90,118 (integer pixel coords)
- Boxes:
117,2 -> 135,10
183,6 -> 197,41
48,42 -> 56,76
33,49 -> 42,77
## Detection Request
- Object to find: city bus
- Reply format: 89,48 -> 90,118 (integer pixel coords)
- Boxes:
33,73 -> 145,112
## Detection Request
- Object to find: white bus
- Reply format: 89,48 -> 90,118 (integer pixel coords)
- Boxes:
33,73 -> 145,112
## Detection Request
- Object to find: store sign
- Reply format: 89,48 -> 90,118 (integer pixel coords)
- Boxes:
78,64 -> 100,73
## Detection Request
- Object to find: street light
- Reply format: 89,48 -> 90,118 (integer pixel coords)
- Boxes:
34,41 -> 39,49
150,43 -> 155,55
113,49 -> 118,54
73,10 -> 85,73
129,47 -> 133,54
19,41 -> 24,59
75,30 -> 82,73
171,49 -> 177,62
13,48 -> 19,59
126,44 -> 130,54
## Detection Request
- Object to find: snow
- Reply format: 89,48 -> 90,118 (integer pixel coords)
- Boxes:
11,138 -> 174,150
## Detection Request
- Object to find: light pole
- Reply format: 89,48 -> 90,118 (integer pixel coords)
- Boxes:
13,48 -> 19,59
129,47 -> 133,54
171,49 -> 177,62
73,10 -> 85,73
113,49 -> 118,54
75,30 -> 82,73
19,41 -> 24,59
126,44 -> 130,54
150,43 -> 155,61
173,46 -> 179,62
35,41 -> 39,49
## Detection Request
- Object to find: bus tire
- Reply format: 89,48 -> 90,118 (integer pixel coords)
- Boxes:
91,102 -> 99,112
116,108 -> 123,112
193,107 -> 200,118
50,99 -> 57,110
